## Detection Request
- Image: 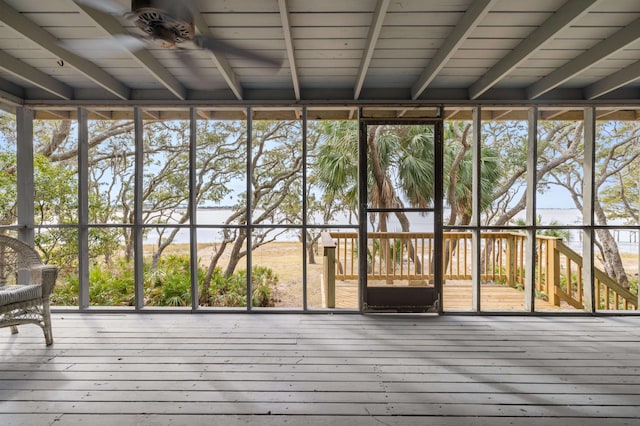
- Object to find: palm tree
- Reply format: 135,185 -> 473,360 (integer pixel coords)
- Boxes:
318,121 -> 500,225
318,122 -> 435,228
315,121 -> 501,279
443,121 -> 502,226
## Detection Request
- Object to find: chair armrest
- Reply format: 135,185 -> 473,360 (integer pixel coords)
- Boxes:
30,264 -> 59,296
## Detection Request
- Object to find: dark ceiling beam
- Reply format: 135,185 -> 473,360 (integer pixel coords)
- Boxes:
354,0 -> 390,100
584,59 -> 640,99
192,10 -> 244,100
493,110 -> 515,120
412,0 -> 496,100
0,50 -> 72,100
469,0 -> 598,100
143,110 -> 160,120
75,3 -> 187,100
0,77 -> 24,107
0,0 -> 130,100
443,109 -> 463,120
196,109 -> 211,120
44,110 -> 72,119
88,109 -> 113,120
527,17 -> 640,99
278,0 -> 300,101
541,109 -> 569,120
595,109 -> 619,120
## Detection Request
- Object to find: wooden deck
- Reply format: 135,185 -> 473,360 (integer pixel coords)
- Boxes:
2,313 -> 640,425
333,281 -> 562,311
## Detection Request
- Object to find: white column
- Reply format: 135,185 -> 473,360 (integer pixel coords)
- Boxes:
301,107 -> 308,311
246,107 -> 253,311
189,107 -> 199,309
77,107 -> 90,309
582,107 -> 596,312
133,107 -> 144,310
471,106 -> 481,312
525,107 -> 538,312
16,107 -> 34,245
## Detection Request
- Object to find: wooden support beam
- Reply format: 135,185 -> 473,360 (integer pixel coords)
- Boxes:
584,59 -> 640,99
413,0 -> 496,100
75,3 -> 187,100
528,18 -> 640,99
192,10 -> 243,100
469,0 -> 598,99
0,50 -> 73,100
354,0 -> 390,100
279,0 -> 300,101
0,0 -> 130,100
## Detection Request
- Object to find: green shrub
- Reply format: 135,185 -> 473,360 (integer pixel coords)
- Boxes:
203,266 -> 279,307
52,254 -> 279,308
251,266 -> 279,307
145,255 -> 192,306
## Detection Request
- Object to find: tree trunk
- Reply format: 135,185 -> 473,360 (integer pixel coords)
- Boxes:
200,239 -> 230,305
123,228 -> 134,263
306,230 -> 320,265
393,208 -> 422,274
224,229 -> 247,278
594,205 -> 630,288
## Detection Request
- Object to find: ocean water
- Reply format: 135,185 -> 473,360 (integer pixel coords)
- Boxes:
148,207 -> 639,253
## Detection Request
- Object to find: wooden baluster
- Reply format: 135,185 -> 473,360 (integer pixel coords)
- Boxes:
537,240 -> 543,293
560,256 -> 575,299
399,237 -> 404,279
348,237 -> 353,278
493,237 -> 498,281
484,237 -> 490,281
521,235 -> 525,284
420,234 -> 424,279
576,261 -> 582,305
411,236 -> 416,278
517,235 -> 523,284
505,234 -> 515,287
466,234 -> 470,278
546,239 -> 560,306
427,236 -> 432,279
444,235 -> 449,278
419,235 -> 422,279
373,235 -> 377,278
497,236 -> 501,281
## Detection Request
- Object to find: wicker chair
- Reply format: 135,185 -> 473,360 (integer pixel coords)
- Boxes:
0,235 -> 58,345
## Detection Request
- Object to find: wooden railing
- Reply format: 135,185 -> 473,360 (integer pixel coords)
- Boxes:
538,237 -> 638,311
322,231 -> 638,311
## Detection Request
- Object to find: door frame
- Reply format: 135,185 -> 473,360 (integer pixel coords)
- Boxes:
358,114 -> 444,313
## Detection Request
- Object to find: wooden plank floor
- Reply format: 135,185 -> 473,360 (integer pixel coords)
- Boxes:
2,313 -> 640,425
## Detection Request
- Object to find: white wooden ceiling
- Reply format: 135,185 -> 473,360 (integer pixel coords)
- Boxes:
0,0 -> 639,116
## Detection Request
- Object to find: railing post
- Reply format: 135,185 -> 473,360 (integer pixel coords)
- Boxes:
322,232 -> 336,308
546,239 -> 560,306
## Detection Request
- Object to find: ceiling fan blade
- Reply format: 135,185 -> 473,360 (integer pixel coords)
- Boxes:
192,36 -> 283,68
111,34 -> 150,51
174,48 -> 205,79
62,34 -> 148,56
152,0 -> 199,14
72,0 -> 128,16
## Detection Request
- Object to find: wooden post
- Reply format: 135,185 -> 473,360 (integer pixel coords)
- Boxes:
546,239 -> 560,306
322,232 -> 336,308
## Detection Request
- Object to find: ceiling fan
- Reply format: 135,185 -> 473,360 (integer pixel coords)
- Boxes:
71,0 -> 282,67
